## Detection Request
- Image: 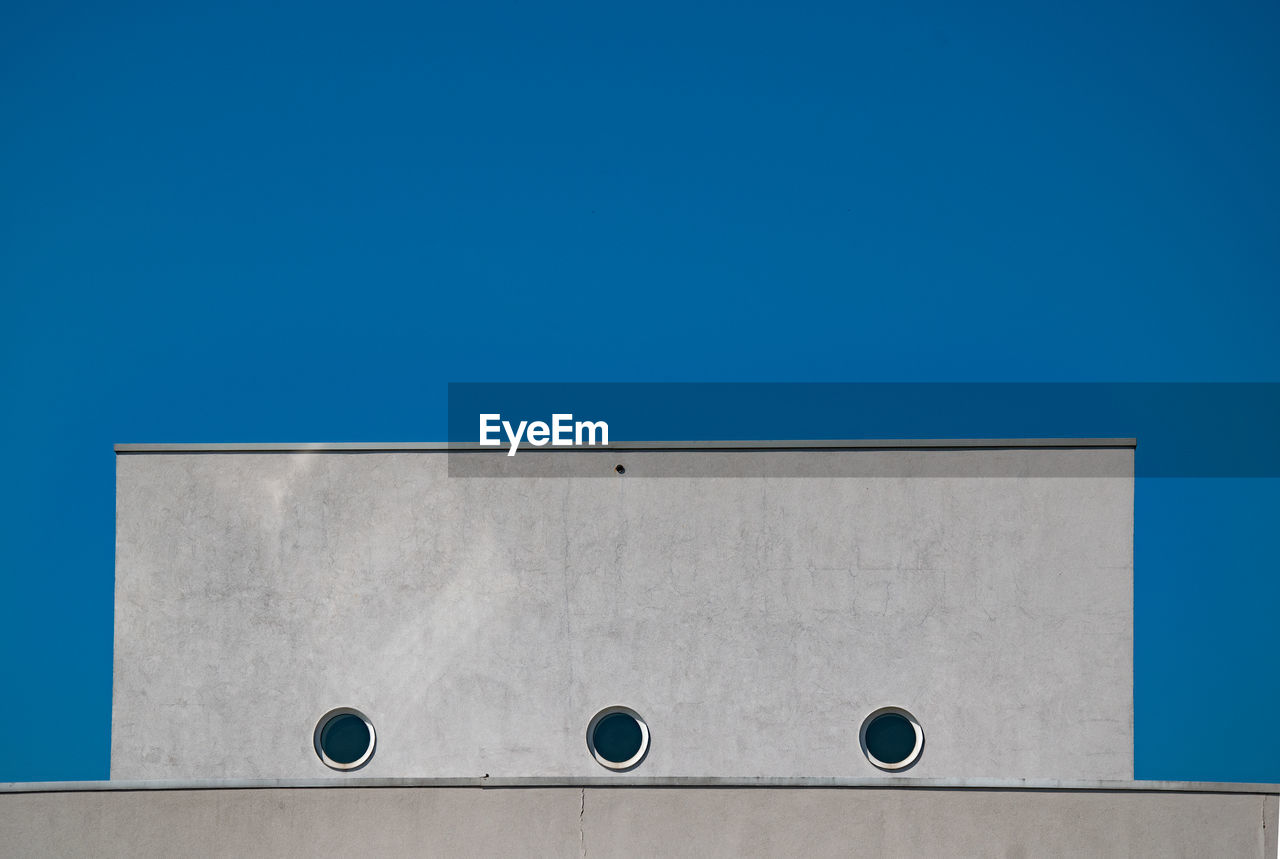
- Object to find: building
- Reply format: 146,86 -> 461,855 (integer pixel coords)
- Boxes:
2,440 -> 1277,856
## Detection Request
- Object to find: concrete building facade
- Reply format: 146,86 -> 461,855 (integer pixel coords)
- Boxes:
111,441 -> 1135,782
2,440 -> 1277,857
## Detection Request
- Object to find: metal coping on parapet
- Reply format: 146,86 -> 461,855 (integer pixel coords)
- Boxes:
114,439 -> 1137,453
0,777 -> 1275,795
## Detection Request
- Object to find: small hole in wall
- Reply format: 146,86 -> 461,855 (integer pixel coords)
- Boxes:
615,464 -> 626,474
859,707 -> 924,771
314,708 -> 376,771
586,707 -> 650,771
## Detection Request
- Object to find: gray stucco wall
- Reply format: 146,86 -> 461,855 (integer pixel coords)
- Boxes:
112,445 -> 1133,780
2,786 -> 1272,858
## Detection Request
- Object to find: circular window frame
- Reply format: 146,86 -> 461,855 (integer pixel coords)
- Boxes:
859,706 -> 924,771
313,707 -> 377,772
586,706 -> 650,772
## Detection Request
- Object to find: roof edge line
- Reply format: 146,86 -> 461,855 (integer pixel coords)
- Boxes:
0,776 -> 1271,794
114,439 -> 1138,453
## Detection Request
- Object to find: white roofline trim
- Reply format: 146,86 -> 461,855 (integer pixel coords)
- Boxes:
115,439 -> 1137,453
0,777 -> 1272,794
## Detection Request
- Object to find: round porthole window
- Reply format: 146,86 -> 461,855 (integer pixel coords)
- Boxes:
586,706 -> 650,771
314,708 -> 376,771
859,707 -> 923,771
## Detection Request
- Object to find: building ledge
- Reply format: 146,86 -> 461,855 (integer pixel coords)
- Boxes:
114,439 -> 1137,453
2,776 -> 1274,795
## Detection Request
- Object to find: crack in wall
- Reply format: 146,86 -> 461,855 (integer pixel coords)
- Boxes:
579,787 -> 586,858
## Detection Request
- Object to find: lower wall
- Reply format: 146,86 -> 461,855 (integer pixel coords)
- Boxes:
1,786 -> 1275,858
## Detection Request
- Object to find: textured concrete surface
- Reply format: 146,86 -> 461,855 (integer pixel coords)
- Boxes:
582,788 -> 1278,858
0,787 -> 579,858
112,447 -> 1133,780
2,787 -> 1272,858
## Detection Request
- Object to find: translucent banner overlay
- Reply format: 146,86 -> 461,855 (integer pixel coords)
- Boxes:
446,383 -> 1280,477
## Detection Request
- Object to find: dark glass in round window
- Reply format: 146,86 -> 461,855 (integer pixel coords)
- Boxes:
864,712 -> 916,765
320,713 -> 371,765
592,712 -> 644,764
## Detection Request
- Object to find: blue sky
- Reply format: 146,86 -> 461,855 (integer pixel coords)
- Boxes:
1,1 -> 1277,782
